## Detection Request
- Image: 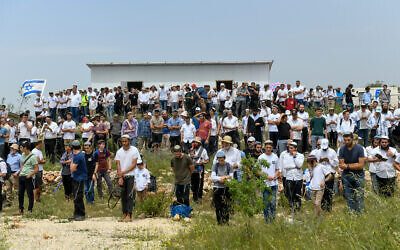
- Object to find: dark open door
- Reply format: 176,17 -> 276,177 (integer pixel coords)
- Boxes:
216,80 -> 233,91
127,81 -> 143,91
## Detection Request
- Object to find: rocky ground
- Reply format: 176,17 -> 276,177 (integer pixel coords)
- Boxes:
1,216 -> 185,249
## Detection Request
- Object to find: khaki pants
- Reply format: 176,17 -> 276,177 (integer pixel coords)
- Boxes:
137,137 -> 151,152
5,174 -> 19,202
136,190 -> 147,202
311,189 -> 324,206
89,109 -> 96,117
328,99 -> 335,109
161,134 -> 170,150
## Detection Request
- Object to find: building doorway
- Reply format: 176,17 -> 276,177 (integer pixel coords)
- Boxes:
216,80 -> 233,91
127,81 -> 143,91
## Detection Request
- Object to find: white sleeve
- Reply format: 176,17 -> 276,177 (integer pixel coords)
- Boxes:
211,170 -> 221,183
294,154 -> 304,167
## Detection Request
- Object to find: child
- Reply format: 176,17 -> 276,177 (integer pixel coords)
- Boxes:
308,155 -> 332,216
211,151 -> 233,225
93,140 -> 113,199
224,96 -> 232,110
134,159 -> 151,202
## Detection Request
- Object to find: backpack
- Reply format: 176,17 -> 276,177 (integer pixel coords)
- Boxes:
215,162 -> 231,176
95,149 -> 108,159
340,118 -> 352,126
0,159 -> 11,181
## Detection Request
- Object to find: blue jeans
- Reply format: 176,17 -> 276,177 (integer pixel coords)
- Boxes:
370,172 -> 379,194
160,100 -> 168,111
278,139 -> 288,155
342,171 -> 365,213
70,107 -> 80,123
84,179 -> 95,204
175,183 -> 190,206
106,106 -> 114,121
263,185 -> 277,222
314,101 -> 321,107
172,102 -> 179,111
49,108 -> 57,121
130,137 -> 137,146
358,129 -> 369,147
311,135 -> 324,150
296,99 -> 304,105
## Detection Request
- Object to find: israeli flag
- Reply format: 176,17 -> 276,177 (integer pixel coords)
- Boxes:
22,80 -> 46,97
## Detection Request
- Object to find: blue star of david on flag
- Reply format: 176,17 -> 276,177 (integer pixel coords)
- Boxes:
22,80 -> 46,97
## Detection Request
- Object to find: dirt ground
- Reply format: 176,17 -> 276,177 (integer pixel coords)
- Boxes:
1,216 -> 185,249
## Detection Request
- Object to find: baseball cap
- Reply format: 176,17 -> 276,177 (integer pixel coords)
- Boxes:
320,139 -> 329,150
247,136 -> 256,142
216,151 -> 225,158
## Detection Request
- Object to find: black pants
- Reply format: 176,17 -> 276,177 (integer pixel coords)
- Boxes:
269,132 -> 279,150
191,171 -> 204,202
301,127 -> 308,153
58,108 -> 67,120
209,136 -> 217,155
226,130 -> 240,150
73,180 -> 85,217
56,138 -> 64,158
282,177 -> 289,199
62,174 -> 74,197
328,131 -> 338,148
169,136 -> 180,148
44,138 -> 57,164
18,176 -> 35,212
321,177 -> 334,212
112,134 -> 121,149
213,187 -> 231,225
286,179 -> 302,212
175,183 -> 190,206
141,104 -> 149,114
121,176 -> 135,215
0,181 -> 3,211
377,176 -> 395,197
219,101 -> 225,113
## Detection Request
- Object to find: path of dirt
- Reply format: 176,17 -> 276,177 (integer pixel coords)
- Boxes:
1,216 -> 186,249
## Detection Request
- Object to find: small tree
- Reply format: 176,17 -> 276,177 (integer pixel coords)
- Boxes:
227,157 -> 270,217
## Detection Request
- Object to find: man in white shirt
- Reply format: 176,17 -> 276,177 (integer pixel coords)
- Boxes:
18,113 -> 32,145
34,97 -> 43,118
115,135 -> 141,222
316,139 -> 338,212
366,136 -> 380,194
41,116 -> 58,164
293,80 -> 305,105
372,136 -> 398,197
367,107 -> 388,138
288,110 -> 303,152
268,106 -> 280,150
277,84 -> 288,112
180,114 -> 196,153
258,140 -> 279,222
326,108 -> 339,148
260,84 -> 273,108
236,82 -> 249,117
280,141 -> 304,212
158,84 -> 169,111
297,104 -> 309,153
32,140 -> 45,203
357,104 -> 371,147
217,83 -> 230,113
138,88 -> 150,114
47,92 -> 58,121
69,89 -> 81,123
104,88 -> 116,121
62,112 -> 76,144
57,91 -> 68,120
169,86 -> 180,111
338,111 -> 355,143
213,135 -> 242,180
222,109 -> 240,149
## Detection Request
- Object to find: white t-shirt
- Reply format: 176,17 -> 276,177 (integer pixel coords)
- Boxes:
180,123 -> 196,143
81,122 -> 94,139
277,89 -> 288,102
309,164 -> 330,191
224,100 -> 232,109
149,91 -> 159,104
170,91 -> 180,103
297,111 -> 309,128
293,86 -> 305,100
258,153 -> 279,187
159,88 -> 169,101
326,114 -> 339,132
217,89 -> 230,101
288,118 -> 303,140
70,93 -> 81,108
58,95 -> 67,109
48,96 -> 58,109
42,122 -> 58,139
366,146 -> 377,173
34,100 -> 43,112
134,167 -> 151,191
115,146 -> 141,176
0,160 -> 7,182
268,113 -> 280,132
62,120 -> 76,140
222,116 -> 239,133
357,110 -> 371,130
138,92 -> 150,104
30,126 -> 38,143
32,148 -> 44,171
89,98 -> 98,110
18,121 -> 32,139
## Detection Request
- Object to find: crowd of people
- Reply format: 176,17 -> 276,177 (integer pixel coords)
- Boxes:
0,81 -> 399,224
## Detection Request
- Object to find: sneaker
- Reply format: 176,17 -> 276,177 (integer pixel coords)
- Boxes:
74,216 -> 85,221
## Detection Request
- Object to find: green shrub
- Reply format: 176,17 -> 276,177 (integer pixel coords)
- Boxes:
135,192 -> 172,217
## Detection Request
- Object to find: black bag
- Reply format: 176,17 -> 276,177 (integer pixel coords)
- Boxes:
148,175 -> 157,193
0,159 -> 12,181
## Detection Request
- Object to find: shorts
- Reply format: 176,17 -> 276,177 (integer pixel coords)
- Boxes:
310,189 -> 324,205
35,170 -> 44,188
152,133 -> 162,145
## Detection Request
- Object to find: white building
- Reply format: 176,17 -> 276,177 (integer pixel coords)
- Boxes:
87,61 -> 273,90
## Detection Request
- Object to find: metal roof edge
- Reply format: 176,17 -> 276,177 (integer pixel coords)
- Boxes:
86,61 -> 274,67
